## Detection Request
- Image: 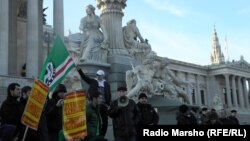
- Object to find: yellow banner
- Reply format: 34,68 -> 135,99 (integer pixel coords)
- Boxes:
63,90 -> 87,141
21,79 -> 49,130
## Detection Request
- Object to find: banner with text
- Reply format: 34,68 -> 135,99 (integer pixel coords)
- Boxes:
21,79 -> 49,130
63,90 -> 87,140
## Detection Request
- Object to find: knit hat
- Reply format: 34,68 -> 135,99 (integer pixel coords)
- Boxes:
231,109 -> 237,113
201,107 -> 208,111
179,104 -> 189,113
117,86 -> 127,91
56,84 -> 67,93
138,93 -> 147,99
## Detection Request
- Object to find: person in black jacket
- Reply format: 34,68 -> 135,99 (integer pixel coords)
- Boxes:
0,83 -> 24,141
46,84 -> 67,141
76,67 -> 111,137
108,86 -> 139,141
176,104 -> 197,125
137,93 -> 159,125
19,86 -> 31,107
228,110 -> 239,125
18,85 -> 39,141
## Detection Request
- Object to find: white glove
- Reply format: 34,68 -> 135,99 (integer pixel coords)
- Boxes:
56,99 -> 64,107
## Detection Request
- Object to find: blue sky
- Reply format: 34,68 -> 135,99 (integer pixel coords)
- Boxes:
44,0 -> 250,66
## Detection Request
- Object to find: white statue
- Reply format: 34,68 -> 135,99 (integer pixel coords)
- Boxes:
79,4 -> 108,63
126,54 -> 190,104
212,93 -> 224,111
126,60 -> 155,98
62,68 -> 82,92
123,19 -> 151,62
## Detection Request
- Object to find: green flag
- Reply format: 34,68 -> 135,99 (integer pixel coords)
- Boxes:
39,36 -> 75,90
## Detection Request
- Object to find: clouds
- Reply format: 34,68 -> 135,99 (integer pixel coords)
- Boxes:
138,20 -> 210,65
239,8 -> 250,15
144,0 -> 187,17
43,0 -> 250,66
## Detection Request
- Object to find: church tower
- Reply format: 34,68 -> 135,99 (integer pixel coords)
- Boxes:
210,26 -> 225,64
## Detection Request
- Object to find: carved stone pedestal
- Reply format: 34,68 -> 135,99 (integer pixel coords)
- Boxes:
107,55 -> 137,99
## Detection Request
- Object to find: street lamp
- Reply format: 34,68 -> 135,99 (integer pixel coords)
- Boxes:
44,31 -> 51,56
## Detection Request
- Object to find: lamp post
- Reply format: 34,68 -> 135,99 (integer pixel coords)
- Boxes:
44,31 -> 51,56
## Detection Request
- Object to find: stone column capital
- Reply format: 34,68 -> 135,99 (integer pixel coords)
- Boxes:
236,76 -> 242,80
223,73 -> 230,78
97,0 -> 127,11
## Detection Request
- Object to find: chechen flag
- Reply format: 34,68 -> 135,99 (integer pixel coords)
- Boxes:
39,36 -> 75,90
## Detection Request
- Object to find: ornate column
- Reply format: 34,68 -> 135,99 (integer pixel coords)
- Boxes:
224,74 -> 232,108
243,78 -> 250,108
97,0 -> 129,56
26,0 -> 40,78
231,75 -> 238,108
96,0 -> 132,95
237,76 -> 244,108
8,0 -> 17,75
0,0 -> 9,75
53,0 -> 64,39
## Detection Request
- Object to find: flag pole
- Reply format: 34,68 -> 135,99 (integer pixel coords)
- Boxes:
22,126 -> 29,141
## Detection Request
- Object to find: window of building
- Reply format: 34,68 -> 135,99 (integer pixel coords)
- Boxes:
192,89 -> 195,104
200,90 -> 205,105
223,88 -> 227,105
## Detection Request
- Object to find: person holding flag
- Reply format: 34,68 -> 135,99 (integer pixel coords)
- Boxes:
76,67 -> 111,137
39,36 -> 76,141
46,84 -> 67,141
21,36 -> 76,141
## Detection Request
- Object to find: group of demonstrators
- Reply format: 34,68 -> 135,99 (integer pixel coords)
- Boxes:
0,68 -> 159,141
76,67 -> 159,141
176,104 -> 239,125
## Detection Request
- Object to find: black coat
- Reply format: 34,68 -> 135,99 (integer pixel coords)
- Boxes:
137,103 -> 159,125
0,96 -> 23,128
228,116 -> 239,125
108,99 -> 139,137
176,112 -> 193,125
46,94 -> 63,133
77,69 -> 111,106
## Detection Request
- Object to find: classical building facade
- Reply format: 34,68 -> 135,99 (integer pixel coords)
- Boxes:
0,0 -> 64,103
165,28 -> 250,123
0,0 -> 64,78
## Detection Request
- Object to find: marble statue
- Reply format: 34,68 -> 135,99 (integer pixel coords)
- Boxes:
123,19 -> 151,62
126,53 -> 190,104
17,0 -> 27,18
79,4 -> 108,63
126,58 -> 155,98
212,93 -> 224,110
62,68 -> 82,92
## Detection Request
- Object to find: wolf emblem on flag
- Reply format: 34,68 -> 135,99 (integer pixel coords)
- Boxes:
44,62 -> 56,85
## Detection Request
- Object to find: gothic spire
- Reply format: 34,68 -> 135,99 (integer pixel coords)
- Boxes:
210,25 -> 225,64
